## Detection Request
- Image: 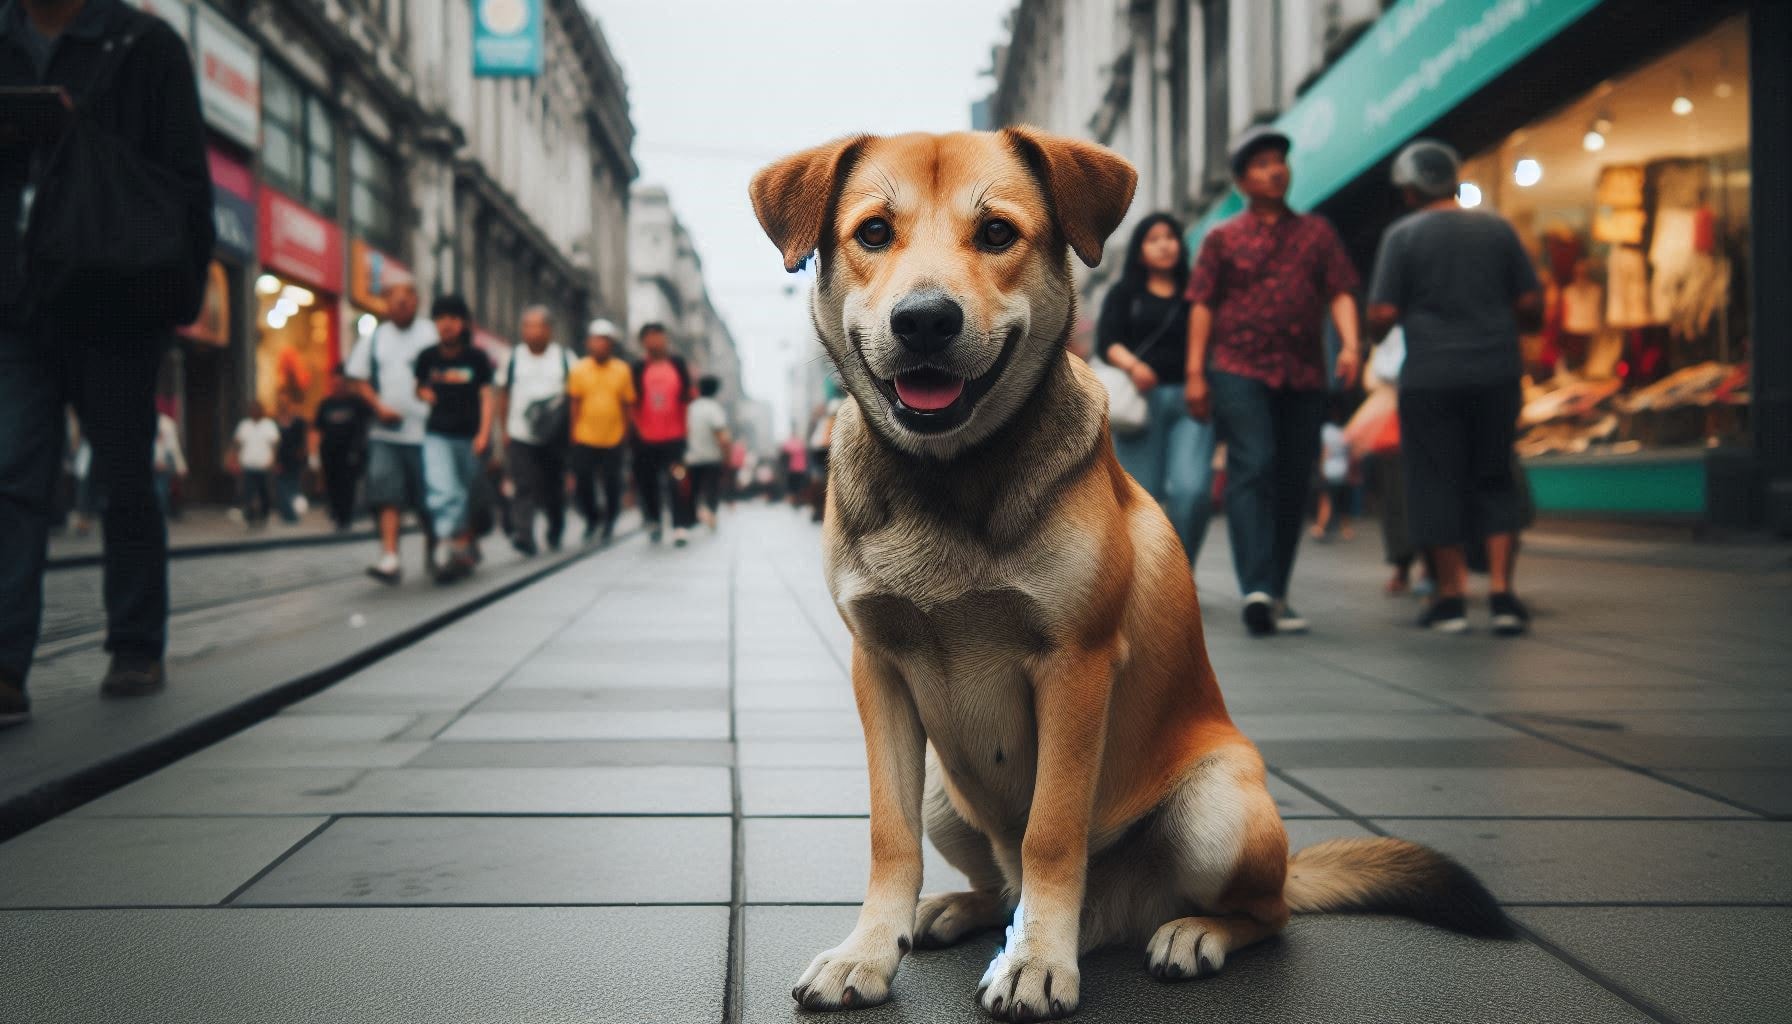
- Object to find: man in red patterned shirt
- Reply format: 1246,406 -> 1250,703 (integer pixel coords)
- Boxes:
1185,126 -> 1363,637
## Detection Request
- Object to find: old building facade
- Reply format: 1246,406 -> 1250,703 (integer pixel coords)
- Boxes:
628,186 -> 747,424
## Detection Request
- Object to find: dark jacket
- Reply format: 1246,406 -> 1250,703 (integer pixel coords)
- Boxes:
0,0 -> 213,327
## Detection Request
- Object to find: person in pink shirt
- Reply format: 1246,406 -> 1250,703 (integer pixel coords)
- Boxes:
629,323 -> 696,545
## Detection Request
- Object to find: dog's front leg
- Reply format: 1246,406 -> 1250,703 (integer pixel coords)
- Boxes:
791,644 -> 926,1011
978,644 -> 1114,1022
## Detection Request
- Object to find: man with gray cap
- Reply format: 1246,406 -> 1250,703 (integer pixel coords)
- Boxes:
1367,139 -> 1542,635
567,318 -> 636,542
1186,124 -> 1362,638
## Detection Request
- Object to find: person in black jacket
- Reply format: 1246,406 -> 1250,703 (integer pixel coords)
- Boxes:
1098,213 -> 1217,566
0,0 -> 214,725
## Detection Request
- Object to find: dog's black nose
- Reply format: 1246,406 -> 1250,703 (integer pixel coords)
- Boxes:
890,292 -> 964,355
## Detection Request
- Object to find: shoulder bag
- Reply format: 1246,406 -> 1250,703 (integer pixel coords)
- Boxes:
1096,294 -> 1182,437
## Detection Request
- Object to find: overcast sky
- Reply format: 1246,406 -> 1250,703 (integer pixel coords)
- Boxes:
587,0 -> 1013,436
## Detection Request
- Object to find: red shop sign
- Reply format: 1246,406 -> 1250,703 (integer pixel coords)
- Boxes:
257,189 -> 344,293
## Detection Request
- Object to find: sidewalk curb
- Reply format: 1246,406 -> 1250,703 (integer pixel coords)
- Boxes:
46,524 -> 416,571
1,531 -> 634,844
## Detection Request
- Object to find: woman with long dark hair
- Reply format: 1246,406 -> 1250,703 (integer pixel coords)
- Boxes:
1099,213 -> 1217,563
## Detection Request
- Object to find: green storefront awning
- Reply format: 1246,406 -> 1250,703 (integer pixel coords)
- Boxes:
1188,0 -> 1604,248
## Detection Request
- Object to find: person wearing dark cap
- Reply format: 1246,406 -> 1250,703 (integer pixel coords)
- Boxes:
414,294 -> 495,583
1367,139 -> 1543,635
1185,124 -> 1363,637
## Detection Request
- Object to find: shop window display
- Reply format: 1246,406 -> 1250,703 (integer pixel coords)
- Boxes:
254,274 -> 337,416
1455,15 -> 1750,459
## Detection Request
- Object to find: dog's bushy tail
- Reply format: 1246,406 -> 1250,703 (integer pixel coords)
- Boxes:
1284,837 -> 1515,938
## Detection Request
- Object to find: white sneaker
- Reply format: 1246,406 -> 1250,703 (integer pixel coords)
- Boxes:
1275,601 -> 1309,634
1243,592 -> 1276,636
366,552 -> 401,585
672,527 -> 690,548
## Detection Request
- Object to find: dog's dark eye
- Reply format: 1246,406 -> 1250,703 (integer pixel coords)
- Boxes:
979,219 -> 1018,251
856,218 -> 892,249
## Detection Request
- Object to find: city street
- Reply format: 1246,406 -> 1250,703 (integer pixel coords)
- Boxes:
3,505 -> 1787,1023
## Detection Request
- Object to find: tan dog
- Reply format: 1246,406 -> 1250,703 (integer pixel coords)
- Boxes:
749,128 -> 1511,1022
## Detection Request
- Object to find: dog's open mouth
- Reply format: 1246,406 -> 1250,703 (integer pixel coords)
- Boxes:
892,369 -> 965,412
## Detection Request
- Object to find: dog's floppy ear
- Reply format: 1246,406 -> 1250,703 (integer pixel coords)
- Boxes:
749,135 -> 871,273
1003,126 -> 1137,268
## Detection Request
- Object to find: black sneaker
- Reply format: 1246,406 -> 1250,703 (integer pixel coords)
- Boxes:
101,655 -> 166,698
1418,596 -> 1469,634
1243,593 -> 1277,637
0,674 -> 30,728
510,534 -> 538,558
1490,592 -> 1531,636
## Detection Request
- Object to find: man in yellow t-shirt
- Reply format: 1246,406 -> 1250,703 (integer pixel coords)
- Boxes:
567,319 -> 637,541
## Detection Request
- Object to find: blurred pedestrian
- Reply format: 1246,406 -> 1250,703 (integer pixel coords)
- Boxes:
152,405 -> 187,517
1310,397 -> 1356,542
780,434 -> 808,506
314,368 -> 370,530
1367,139 -> 1543,635
498,305 -> 571,555
806,398 -> 838,524
1100,212 -> 1214,563
630,322 -> 695,545
415,294 -> 494,583
684,375 -> 731,531
344,278 -> 436,584
1,0 -> 215,721
272,395 -> 308,524
230,401 -> 279,528
1186,125 -> 1362,637
567,319 -> 634,543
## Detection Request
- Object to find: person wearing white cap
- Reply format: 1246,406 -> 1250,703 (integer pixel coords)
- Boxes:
566,317 -> 636,542
1367,139 -> 1544,636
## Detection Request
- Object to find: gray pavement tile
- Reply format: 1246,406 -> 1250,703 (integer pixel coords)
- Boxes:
1514,734 -> 1792,771
1377,820 -> 1792,903
74,765 -> 732,816
437,709 -> 730,741
1286,767 -> 1748,818
745,906 -> 1647,1023
279,688 -> 489,713
743,818 -> 972,903
1658,770 -> 1792,816
1217,681 -> 1447,713
1267,776 -> 1337,818
738,740 -> 868,768
179,713 -> 430,769
406,739 -> 737,769
736,710 -> 862,739
503,659 -> 729,690
734,683 -> 856,711
742,767 -> 868,816
0,817 -> 325,907
1515,907 -> 1792,1024
474,686 -> 730,712
734,662 -> 849,687
1,906 -> 727,1023
1258,736 -> 1607,769
1444,684 -> 1792,714
1232,712 -> 1516,742
238,816 -> 731,905
1505,710 -> 1792,738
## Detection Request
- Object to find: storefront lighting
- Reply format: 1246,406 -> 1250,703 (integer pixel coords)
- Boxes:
1672,70 -> 1694,115
1457,182 -> 1483,208
280,284 -> 316,307
273,298 -> 300,320
267,310 -> 289,330
1714,80 -> 1733,99
1513,159 -> 1542,188
1582,129 -> 1606,152
256,274 -> 282,296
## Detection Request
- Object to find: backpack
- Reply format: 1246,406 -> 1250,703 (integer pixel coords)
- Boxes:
22,13 -> 206,330
508,345 -> 572,444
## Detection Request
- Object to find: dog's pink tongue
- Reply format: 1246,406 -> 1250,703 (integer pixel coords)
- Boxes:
894,371 -> 965,411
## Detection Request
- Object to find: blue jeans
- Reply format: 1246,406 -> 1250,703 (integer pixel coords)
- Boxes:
1208,371 -> 1327,600
274,470 -> 303,523
422,433 -> 479,539
1,329 -> 168,686
1113,384 -> 1216,563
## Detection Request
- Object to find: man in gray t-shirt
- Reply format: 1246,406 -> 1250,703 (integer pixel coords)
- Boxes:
1367,140 -> 1543,637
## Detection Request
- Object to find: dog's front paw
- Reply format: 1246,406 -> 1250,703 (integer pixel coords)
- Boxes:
791,934 -> 905,1012
915,890 -> 1008,949
977,944 -> 1080,1021
1145,917 -> 1226,981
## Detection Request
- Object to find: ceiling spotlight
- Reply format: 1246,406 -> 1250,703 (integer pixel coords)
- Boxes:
256,274 -> 282,295
1714,80 -> 1733,99
1514,159 -> 1542,188
1457,182 -> 1483,208
1672,70 -> 1694,116
1583,130 -> 1606,152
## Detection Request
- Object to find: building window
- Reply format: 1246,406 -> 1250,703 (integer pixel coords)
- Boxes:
351,134 -> 402,254
261,62 -> 337,216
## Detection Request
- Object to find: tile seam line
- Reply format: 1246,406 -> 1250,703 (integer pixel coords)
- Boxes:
1263,765 -> 1676,1021
725,535 -> 747,1024
217,816 -> 340,905
1272,643 -> 1775,818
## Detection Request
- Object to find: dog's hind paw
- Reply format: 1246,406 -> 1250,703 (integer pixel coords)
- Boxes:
977,946 -> 1080,1021
916,890 -> 1009,949
1145,918 -> 1226,981
791,938 -> 902,1012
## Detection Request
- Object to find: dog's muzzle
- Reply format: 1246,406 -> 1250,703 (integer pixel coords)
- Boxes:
865,324 -> 1022,436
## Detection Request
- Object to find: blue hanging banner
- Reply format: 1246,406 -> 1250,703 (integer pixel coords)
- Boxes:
473,0 -> 543,78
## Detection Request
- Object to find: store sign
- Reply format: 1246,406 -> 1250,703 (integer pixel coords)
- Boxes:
259,189 -> 344,293
1190,0 -> 1604,242
207,147 -> 256,263
473,0 -> 544,77
350,240 -> 413,317
195,5 -> 259,148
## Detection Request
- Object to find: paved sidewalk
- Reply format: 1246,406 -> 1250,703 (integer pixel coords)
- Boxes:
46,505 -> 380,566
2,505 -> 1788,1023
